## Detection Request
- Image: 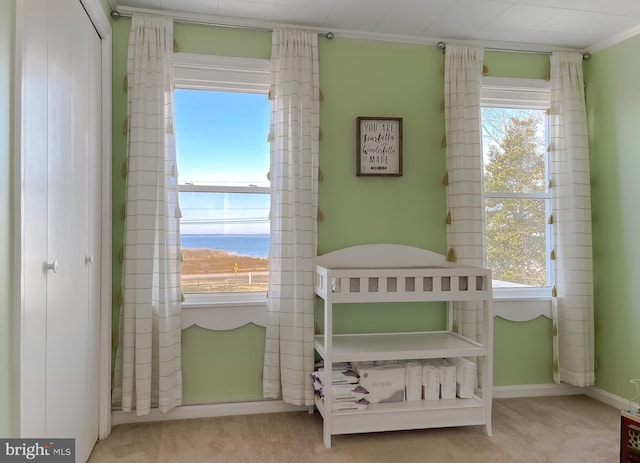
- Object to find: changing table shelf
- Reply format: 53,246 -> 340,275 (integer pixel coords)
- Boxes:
314,331 -> 486,363
314,394 -> 487,436
313,244 -> 493,448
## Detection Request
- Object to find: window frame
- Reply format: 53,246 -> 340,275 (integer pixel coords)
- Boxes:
481,77 -> 554,307
173,52 -> 271,328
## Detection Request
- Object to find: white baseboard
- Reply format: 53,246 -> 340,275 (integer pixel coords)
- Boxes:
494,383 -> 638,412
586,386 -> 638,411
493,383 -> 583,399
110,385 -> 635,429
111,400 -> 306,427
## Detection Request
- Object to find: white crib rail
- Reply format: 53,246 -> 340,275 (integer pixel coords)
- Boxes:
315,266 -> 490,303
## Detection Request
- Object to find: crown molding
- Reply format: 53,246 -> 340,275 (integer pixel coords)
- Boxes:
113,4 -> 640,54
81,0 -> 111,36
586,23 -> 640,53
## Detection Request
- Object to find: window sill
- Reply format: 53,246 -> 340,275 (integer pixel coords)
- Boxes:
181,293 -> 268,330
180,291 -> 552,328
493,295 -> 552,322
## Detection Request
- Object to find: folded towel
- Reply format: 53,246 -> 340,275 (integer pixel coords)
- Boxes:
330,398 -> 369,412
312,366 -> 360,385
315,384 -> 369,402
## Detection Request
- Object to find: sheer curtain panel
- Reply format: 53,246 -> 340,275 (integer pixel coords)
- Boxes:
112,14 -> 183,415
263,29 -> 320,406
549,52 -> 595,387
443,44 -> 486,343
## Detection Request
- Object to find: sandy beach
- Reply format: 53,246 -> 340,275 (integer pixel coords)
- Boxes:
181,248 -> 268,292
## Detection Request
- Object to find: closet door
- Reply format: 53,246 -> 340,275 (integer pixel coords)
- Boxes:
19,0 -> 101,461
45,1 -> 101,458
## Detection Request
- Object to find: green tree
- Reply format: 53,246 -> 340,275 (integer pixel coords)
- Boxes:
483,109 -> 547,287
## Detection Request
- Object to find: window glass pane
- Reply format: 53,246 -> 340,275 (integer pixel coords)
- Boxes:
179,192 -> 269,293
174,89 -> 270,295
179,192 -> 270,235
174,89 -> 270,187
482,108 -> 547,194
485,198 -> 547,288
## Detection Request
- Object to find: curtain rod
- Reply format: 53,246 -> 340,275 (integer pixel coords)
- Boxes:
110,9 -> 335,40
436,41 -> 591,60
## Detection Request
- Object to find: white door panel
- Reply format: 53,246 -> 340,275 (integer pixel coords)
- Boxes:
19,0 -> 49,438
45,0 -> 90,444
19,0 -> 102,460
85,6 -> 103,454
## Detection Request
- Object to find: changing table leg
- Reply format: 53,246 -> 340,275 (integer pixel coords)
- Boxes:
323,420 -> 332,448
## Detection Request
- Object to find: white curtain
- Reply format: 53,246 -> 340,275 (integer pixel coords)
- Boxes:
549,52 -> 595,387
443,45 -> 486,343
112,14 -> 182,415
263,29 -> 320,406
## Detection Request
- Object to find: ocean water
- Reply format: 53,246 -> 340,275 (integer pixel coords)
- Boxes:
181,234 -> 269,258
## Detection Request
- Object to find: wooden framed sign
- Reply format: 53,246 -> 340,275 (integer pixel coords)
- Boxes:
356,117 -> 403,176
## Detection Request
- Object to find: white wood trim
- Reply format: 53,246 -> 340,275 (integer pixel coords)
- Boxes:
481,77 -> 550,109
586,24 -> 640,53
79,0 -> 113,441
97,32 -> 113,441
112,400 -> 304,426
173,52 -> 269,93
182,305 -> 267,330
493,383 -> 583,398
110,385 -> 629,427
586,386 -> 638,412
12,0 -> 26,435
494,383 -> 638,412
115,3 -> 640,53
114,5 -> 587,52
178,184 -> 270,193
173,53 -> 269,74
79,0 -> 110,37
173,52 -> 271,332
493,298 -> 552,321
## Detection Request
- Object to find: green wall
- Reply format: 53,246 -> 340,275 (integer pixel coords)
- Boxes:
110,19 -> 274,404
111,22 -> 558,405
484,51 -> 554,386
317,39 -> 445,254
0,0 -> 16,437
584,36 -> 640,401
0,0 -> 633,436
2,0 -> 635,425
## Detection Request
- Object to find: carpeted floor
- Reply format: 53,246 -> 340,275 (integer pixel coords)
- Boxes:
88,395 -> 620,463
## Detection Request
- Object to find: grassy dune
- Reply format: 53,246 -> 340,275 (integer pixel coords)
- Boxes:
181,248 -> 268,293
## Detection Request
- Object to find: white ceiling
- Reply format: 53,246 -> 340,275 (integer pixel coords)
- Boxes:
110,0 -> 640,51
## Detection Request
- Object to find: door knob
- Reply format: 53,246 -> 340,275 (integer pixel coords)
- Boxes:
45,260 -> 59,273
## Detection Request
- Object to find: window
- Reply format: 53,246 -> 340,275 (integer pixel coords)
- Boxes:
481,77 -> 552,298
173,54 -> 271,305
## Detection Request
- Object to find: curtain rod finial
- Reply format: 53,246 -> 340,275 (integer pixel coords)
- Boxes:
582,53 -> 591,61
437,41 -> 446,51
111,10 -> 121,18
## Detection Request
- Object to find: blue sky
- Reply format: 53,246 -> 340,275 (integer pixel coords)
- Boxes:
174,89 -> 270,186
174,89 -> 270,235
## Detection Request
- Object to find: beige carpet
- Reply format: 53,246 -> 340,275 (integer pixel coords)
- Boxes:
89,395 -> 620,463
